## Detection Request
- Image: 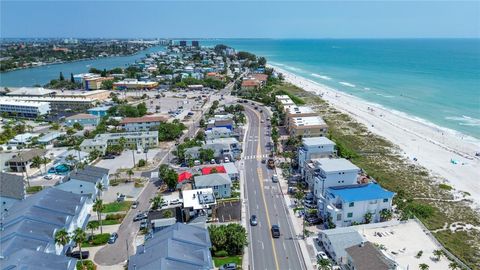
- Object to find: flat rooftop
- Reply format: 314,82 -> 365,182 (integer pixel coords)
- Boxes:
182,188 -> 216,210
291,116 -> 326,126
328,183 -> 395,202
359,220 -> 451,270
313,158 -> 360,173
302,136 -> 335,147
285,106 -> 315,115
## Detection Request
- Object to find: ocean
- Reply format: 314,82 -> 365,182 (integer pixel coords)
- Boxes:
204,39 -> 480,139
1,39 -> 479,139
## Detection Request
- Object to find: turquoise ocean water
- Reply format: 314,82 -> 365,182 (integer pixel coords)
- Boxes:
1,39 -> 479,139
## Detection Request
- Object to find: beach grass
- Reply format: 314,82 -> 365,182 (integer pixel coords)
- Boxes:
251,81 -> 480,268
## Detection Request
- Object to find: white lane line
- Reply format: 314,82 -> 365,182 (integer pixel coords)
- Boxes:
283,241 -> 286,251
259,240 -> 264,250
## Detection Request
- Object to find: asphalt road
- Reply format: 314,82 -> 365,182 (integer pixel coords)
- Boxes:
243,104 -> 306,270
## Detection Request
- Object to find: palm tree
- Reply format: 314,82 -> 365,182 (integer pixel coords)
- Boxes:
419,263 -> 430,270
294,190 -> 304,206
66,154 -> 76,166
93,199 -> 105,234
150,195 -> 164,210
433,249 -> 443,261
54,228 -> 70,250
364,212 -> 373,224
31,156 -> 42,173
96,182 -> 104,199
74,145 -> 82,162
71,228 -> 87,264
317,258 -> 332,270
86,222 -> 99,239
449,262 -> 459,270
163,209 -> 173,218
126,169 -> 134,182
41,157 -> 49,175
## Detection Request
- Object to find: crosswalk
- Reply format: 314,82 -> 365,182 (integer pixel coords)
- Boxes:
243,154 -> 269,160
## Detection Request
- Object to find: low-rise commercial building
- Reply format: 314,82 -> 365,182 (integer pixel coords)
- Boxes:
0,98 -> 50,118
81,131 -> 158,154
65,113 -> 100,127
318,183 -> 395,228
83,76 -> 113,90
120,116 -> 166,132
113,79 -> 158,90
289,116 -> 328,137
0,96 -> 96,112
0,172 -> 25,215
205,127 -> 232,140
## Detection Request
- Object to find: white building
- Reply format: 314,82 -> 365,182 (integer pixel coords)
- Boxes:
80,131 -> 158,153
0,98 -> 50,118
304,158 -> 360,196
120,116 -> 166,132
318,227 -> 364,265
298,137 -> 336,176
205,127 -> 233,140
319,183 -> 395,228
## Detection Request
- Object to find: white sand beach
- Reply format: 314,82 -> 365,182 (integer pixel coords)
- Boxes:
272,66 -> 480,208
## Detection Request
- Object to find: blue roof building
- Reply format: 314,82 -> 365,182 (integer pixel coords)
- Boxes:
319,183 -> 395,228
87,106 -> 111,117
1,249 -> 77,270
128,223 -> 213,270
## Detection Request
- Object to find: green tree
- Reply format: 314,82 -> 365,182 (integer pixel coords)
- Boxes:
86,221 -> 99,239
71,228 -> 87,264
433,249 -> 443,261
93,199 -> 105,234
101,80 -> 114,90
137,159 -> 146,167
209,225 -> 227,252
419,263 -> 429,270
364,212 -> 373,224
380,209 -> 393,221
126,169 -> 134,181
59,72 -> 65,81
31,155 -> 43,172
73,122 -> 83,131
317,258 -> 332,270
70,73 -> 75,83
150,195 -> 164,210
163,209 -> 173,218
88,149 -> 101,162
54,228 -> 70,248
449,262 -> 459,270
258,56 -> 267,66
199,148 -> 214,162
208,224 -> 247,256
294,191 -> 304,206
51,122 -> 60,130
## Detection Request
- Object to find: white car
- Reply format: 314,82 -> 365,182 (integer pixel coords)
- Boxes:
316,251 -> 329,261
44,175 -> 53,180
224,157 -> 230,163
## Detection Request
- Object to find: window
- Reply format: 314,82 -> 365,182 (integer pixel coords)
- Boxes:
80,184 -> 83,187
383,198 -> 389,203
336,214 -> 342,221
349,202 -> 354,207
347,213 -> 353,218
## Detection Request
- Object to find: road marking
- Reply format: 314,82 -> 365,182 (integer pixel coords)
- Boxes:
283,241 -> 287,251
253,108 -> 280,270
259,240 -> 264,250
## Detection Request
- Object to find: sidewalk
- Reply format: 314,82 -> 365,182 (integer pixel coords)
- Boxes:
275,166 -> 316,270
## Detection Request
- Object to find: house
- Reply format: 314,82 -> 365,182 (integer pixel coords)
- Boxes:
298,137 -> 336,176
177,171 -> 193,187
289,116 -> 328,137
7,133 -> 38,145
0,172 -> 25,215
127,223 -> 213,270
120,116 -> 166,132
222,162 -> 239,180
205,127 -> 232,140
318,227 -> 364,265
1,249 -> 77,270
38,132 -> 65,145
284,106 -> 318,126
251,74 -> 268,86
5,149 -> 47,173
80,131 -> 158,153
87,106 -> 111,117
345,241 -> 398,270
205,137 -> 241,159
194,173 -> 231,198
55,165 -> 109,201
318,183 -> 395,228
65,113 -> 100,127
303,158 -> 360,197
182,188 -> 217,214
0,188 -> 90,257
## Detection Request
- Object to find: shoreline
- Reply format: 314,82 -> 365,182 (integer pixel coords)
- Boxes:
271,64 -> 480,207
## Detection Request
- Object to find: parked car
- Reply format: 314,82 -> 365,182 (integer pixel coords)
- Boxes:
108,232 -> 118,244
316,251 -> 329,261
219,263 -> 237,270
170,199 -> 183,205
272,175 -> 279,183
306,216 -> 322,225
250,215 -> 258,226
67,251 -> 89,259
140,220 -> 149,230
43,175 -> 53,180
116,194 -> 126,202
210,159 -> 216,164
261,159 -> 266,164
224,157 -> 230,163
133,213 -> 148,222
102,154 -> 115,159
271,225 -> 280,238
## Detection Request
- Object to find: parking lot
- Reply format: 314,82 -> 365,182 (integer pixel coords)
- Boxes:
96,148 -> 164,173
216,200 -> 241,222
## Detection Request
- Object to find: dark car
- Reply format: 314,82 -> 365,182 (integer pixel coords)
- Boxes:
102,154 -> 115,159
219,263 -> 237,270
306,216 -> 322,225
261,159 -> 266,164
67,251 -> 89,259
140,220 -> 149,230
271,225 -> 280,238
250,215 -> 258,226
133,212 -> 148,222
108,232 -> 118,244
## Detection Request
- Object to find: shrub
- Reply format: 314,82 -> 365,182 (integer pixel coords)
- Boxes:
137,159 -> 146,167
215,250 -> 228,257
403,202 -> 435,219
439,184 -> 453,191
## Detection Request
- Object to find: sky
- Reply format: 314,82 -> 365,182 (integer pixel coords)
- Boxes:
1,1 -> 479,38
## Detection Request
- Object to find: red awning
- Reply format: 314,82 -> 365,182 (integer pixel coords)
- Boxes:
201,166 -> 226,175
178,171 -> 192,183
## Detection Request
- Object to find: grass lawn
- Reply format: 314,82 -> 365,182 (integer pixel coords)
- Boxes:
76,259 -> 96,270
213,256 -> 242,267
102,201 -> 132,213
26,186 -> 43,194
82,233 -> 110,247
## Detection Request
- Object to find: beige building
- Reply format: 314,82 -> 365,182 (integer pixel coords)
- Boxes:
284,106 -> 318,127
289,116 -> 328,137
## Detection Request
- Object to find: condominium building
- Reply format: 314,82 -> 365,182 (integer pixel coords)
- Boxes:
0,98 -> 50,118
0,96 -> 96,112
289,116 -> 328,137
284,106 -> 318,126
81,131 -> 158,153
120,116 -> 166,132
318,183 -> 395,227
304,158 -> 360,196
298,137 -> 336,176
